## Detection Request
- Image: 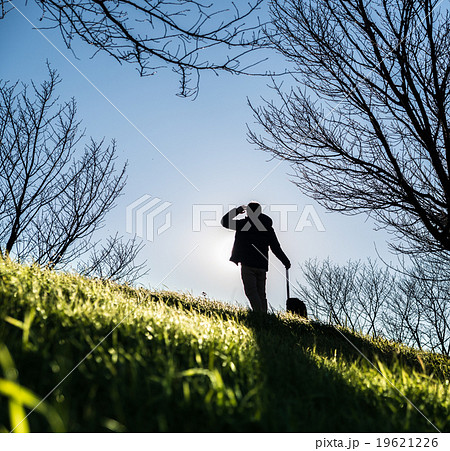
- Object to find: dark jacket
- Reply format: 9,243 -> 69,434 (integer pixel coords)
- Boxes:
221,208 -> 290,271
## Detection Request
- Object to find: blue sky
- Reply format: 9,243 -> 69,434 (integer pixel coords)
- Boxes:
0,1 -> 394,310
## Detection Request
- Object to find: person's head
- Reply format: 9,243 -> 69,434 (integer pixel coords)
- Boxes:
247,202 -> 262,216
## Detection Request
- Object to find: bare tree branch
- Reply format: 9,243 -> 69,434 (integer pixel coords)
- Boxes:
78,233 -> 148,284
299,255 -> 450,355
249,0 -> 450,254
0,67 -> 144,281
2,0 -> 273,97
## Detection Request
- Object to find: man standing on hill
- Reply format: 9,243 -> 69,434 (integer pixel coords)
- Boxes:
221,202 -> 291,313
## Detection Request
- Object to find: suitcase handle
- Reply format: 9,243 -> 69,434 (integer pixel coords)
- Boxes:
286,268 -> 290,299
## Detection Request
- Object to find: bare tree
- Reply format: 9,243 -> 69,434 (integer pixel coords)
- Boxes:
1,0 -> 270,97
26,138 -> 127,268
0,67 -> 82,259
299,258 -> 363,330
299,258 -> 395,336
78,233 -> 148,284
299,255 -> 450,355
0,67 -> 145,282
384,251 -> 450,355
249,0 -> 450,254
356,259 -> 393,337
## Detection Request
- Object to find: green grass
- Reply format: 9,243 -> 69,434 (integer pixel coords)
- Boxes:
0,258 -> 449,432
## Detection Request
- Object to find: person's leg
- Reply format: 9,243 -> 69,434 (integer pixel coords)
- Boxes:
255,269 -> 268,313
241,265 -> 264,312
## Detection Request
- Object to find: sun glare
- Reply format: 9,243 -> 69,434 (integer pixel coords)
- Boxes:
212,234 -> 236,274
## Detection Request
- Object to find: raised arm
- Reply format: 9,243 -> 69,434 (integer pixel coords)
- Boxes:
221,206 -> 245,230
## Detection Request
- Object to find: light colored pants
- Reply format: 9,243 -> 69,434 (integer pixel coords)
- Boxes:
241,265 -> 268,313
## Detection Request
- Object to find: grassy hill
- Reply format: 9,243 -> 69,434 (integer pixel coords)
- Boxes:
0,258 -> 449,432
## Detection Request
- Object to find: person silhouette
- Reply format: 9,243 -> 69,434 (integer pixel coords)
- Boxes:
221,202 -> 291,313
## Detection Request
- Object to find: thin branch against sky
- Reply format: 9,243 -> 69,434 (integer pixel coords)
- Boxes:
8,0 -> 200,192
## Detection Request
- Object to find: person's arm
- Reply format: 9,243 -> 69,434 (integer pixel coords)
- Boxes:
269,228 -> 291,268
221,206 -> 245,230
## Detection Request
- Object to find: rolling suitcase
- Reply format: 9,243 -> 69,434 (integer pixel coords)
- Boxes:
285,268 -> 307,317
